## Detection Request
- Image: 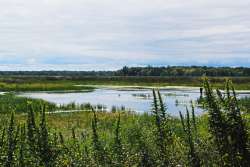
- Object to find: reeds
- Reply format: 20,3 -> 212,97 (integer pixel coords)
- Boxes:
0,79 -> 248,166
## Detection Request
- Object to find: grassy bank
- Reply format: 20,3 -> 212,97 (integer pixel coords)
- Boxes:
0,93 -> 57,113
0,93 -> 97,113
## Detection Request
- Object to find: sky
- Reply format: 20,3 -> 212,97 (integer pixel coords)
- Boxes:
0,0 -> 250,71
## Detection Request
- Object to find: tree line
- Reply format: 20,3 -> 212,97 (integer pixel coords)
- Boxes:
1,66 -> 250,77
116,66 -> 250,77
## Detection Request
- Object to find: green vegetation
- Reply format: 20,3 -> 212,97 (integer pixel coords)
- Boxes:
0,93 -> 57,113
0,80 -> 249,166
0,93 -> 95,113
71,76 -> 250,90
1,75 -> 250,90
239,97 -> 250,113
0,82 -> 94,92
1,66 -> 250,91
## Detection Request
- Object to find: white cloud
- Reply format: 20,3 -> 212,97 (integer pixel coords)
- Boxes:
0,0 -> 250,70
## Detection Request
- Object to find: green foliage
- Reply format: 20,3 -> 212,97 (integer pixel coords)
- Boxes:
0,93 -> 100,114
91,109 -> 111,166
152,89 -> 176,166
203,78 -> 250,166
0,79 -> 248,166
179,108 -> 200,167
37,106 -> 58,166
112,113 -> 125,166
0,93 -> 57,113
5,112 -> 18,167
239,97 -> 250,113
0,81 -> 93,92
2,71 -> 250,90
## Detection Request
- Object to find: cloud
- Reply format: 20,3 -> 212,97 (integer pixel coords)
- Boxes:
0,0 -> 250,70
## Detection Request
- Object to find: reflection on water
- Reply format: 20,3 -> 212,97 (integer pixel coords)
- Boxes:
18,88 -> 250,116
19,88 -> 206,116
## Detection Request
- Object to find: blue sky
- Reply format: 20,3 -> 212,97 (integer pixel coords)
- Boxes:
0,0 -> 250,70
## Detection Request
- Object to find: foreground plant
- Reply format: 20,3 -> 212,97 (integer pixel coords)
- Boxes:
203,78 -> 250,166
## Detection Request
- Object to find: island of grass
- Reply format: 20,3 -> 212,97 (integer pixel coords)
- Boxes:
0,93 -> 95,113
0,81 -> 94,92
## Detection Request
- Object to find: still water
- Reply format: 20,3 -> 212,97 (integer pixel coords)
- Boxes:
19,87 -> 250,116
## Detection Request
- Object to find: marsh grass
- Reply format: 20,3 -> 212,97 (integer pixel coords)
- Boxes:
0,79 -> 249,166
1,76 -> 250,90
0,82 -> 94,92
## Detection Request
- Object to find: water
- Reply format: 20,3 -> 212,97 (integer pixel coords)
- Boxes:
19,87 -> 250,116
